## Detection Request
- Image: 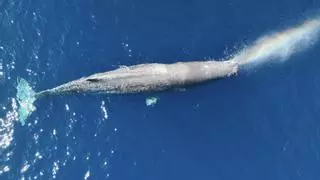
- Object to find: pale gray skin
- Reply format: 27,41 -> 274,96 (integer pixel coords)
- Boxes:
35,60 -> 238,98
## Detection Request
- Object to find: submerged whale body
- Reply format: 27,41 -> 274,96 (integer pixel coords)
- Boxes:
36,60 -> 238,98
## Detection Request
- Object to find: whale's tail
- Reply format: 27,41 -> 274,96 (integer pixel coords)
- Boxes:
15,78 -> 77,125
34,89 -> 53,99
16,78 -> 37,125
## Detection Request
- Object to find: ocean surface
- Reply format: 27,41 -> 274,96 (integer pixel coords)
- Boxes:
1,0 -> 320,179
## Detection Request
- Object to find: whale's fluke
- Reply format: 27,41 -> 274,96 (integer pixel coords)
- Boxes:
16,78 -> 37,125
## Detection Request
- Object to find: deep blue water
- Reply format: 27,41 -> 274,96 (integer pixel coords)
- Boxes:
1,0 -> 320,179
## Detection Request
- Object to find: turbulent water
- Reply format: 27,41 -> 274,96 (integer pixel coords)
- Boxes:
1,0 -> 320,179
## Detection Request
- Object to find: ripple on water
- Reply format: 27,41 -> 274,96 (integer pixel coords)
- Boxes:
0,165 -> 10,175
52,161 -> 60,179
0,98 -> 18,149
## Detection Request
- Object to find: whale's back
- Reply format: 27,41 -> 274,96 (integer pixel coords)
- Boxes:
36,61 -> 238,96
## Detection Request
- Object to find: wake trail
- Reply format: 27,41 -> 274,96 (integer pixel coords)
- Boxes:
230,18 -> 320,67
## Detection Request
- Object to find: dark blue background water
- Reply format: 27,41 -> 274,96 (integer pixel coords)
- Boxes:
1,0 -> 320,179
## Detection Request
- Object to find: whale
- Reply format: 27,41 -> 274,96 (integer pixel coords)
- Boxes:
14,17 -> 320,126
35,60 -> 238,98
15,59 -> 238,125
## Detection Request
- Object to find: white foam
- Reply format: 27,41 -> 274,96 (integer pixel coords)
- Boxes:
52,161 -> 59,179
65,104 -> 69,111
3,166 -> 10,173
20,162 -> 30,173
145,97 -> 159,106
84,170 -> 90,180
0,98 -> 18,149
0,59 -> 3,81
100,101 -> 108,119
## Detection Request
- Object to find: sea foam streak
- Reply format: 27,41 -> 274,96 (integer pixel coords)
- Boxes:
231,18 -> 320,67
